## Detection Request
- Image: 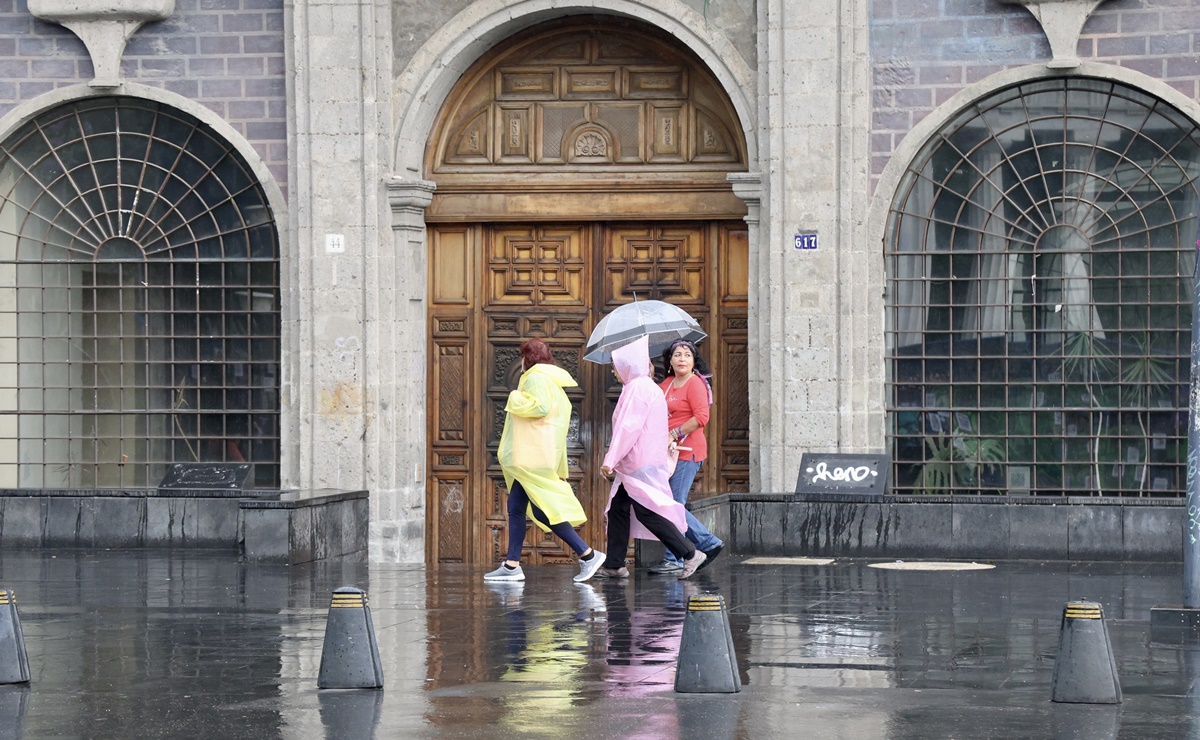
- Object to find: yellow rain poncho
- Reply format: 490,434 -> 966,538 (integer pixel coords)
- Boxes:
497,363 -> 587,530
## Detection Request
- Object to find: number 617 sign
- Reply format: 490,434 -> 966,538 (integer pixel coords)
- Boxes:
794,233 -> 818,250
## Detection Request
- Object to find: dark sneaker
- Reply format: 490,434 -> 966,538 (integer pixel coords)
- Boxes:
678,550 -> 706,579
574,551 -> 606,583
483,563 -> 525,582
649,560 -> 683,575
697,544 -> 723,571
593,566 -> 630,579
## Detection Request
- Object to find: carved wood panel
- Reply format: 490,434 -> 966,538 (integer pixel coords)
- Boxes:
429,20 -> 744,177
428,221 -> 748,564
605,225 -> 706,308
487,225 -> 587,307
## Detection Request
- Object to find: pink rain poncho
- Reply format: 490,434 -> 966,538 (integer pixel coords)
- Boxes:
602,336 -> 688,539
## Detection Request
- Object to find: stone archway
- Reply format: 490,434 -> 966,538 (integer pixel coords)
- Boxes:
421,16 -> 751,564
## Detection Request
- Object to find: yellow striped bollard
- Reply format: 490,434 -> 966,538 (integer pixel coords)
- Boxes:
317,587 -> 383,689
1051,600 -> 1121,704
675,594 -> 741,693
0,589 -> 30,684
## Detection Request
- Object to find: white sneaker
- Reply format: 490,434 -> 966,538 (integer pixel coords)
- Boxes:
678,550 -> 706,579
486,581 -> 524,607
574,583 -> 607,617
484,563 -> 525,581
574,551 -> 606,583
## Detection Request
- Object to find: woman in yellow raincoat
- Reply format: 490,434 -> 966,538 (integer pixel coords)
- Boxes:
486,339 -> 606,583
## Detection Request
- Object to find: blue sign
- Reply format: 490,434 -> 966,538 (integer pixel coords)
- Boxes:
794,233 -> 818,250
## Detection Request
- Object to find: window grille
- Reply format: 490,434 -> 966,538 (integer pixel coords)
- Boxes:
0,97 -> 280,488
885,78 -> 1200,497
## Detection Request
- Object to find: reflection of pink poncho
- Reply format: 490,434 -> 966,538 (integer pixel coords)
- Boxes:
602,336 -> 688,539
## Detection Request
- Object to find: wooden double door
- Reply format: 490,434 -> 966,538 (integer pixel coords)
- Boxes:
427,221 -> 749,564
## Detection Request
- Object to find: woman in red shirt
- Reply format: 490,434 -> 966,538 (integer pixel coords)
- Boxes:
649,339 -> 724,574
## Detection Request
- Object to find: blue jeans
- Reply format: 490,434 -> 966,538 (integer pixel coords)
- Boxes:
665,459 -> 723,564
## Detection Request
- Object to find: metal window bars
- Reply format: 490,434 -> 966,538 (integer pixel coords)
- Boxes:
0,97 -> 280,489
885,78 -> 1200,497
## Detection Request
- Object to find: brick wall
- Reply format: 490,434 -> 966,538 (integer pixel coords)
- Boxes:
871,0 -> 1200,192
0,0 -> 288,195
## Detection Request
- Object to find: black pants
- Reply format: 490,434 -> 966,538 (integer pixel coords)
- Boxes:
603,484 -> 695,569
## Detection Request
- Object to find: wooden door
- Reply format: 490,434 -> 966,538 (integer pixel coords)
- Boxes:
427,221 -> 748,564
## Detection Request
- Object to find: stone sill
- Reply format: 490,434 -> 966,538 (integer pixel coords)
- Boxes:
0,487 -> 267,499
719,492 -> 1185,506
240,489 -> 367,510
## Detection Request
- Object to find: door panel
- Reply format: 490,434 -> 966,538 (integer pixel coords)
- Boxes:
428,221 -> 749,564
605,225 -> 707,307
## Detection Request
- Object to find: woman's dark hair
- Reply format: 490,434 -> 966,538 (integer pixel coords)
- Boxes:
520,338 -> 555,368
660,340 -> 713,388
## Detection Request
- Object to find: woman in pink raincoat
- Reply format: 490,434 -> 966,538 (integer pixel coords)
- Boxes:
596,336 -> 707,580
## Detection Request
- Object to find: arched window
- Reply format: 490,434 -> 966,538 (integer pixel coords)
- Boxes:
0,97 -> 280,488
886,78 -> 1200,496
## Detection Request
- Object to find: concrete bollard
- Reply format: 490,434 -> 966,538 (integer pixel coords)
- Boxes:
1051,600 -> 1122,704
317,587 -> 384,690
675,594 -> 741,693
0,590 -> 29,685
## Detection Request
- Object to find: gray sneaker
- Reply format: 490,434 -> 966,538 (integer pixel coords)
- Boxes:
483,563 -> 525,582
677,550 -> 706,579
649,559 -> 683,575
593,566 -> 629,579
574,551 -> 606,583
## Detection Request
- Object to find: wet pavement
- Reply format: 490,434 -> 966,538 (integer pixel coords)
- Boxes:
0,550 -> 1198,739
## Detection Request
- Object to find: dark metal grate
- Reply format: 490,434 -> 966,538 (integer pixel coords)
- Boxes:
0,97 -> 280,488
885,78 -> 1200,497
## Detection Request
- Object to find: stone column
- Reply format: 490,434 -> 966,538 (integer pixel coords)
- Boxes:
729,172 -> 768,492
376,177 -> 435,563
287,0 -> 389,497
751,0 -> 877,493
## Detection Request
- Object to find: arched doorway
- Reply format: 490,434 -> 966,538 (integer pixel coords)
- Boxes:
424,17 -> 750,564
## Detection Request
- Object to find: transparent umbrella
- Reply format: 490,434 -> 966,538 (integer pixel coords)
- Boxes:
584,299 -> 707,363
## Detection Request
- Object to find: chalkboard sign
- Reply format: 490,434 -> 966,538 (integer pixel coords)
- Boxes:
795,453 -> 889,496
159,463 -> 252,491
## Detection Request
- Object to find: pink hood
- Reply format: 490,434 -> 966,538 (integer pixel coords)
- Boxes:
612,336 -> 652,383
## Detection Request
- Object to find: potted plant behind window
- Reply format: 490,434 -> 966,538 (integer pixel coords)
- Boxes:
1119,333 -> 1175,495
917,410 -> 1004,495
1059,331 -> 1117,494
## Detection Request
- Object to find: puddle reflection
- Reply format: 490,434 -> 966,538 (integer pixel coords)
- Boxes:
0,685 -> 28,740
318,688 -> 383,740
596,579 -> 686,695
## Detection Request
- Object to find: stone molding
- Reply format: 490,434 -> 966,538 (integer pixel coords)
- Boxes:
386,177 -> 436,233
1000,0 -> 1109,69
391,0 -> 757,177
727,172 -> 762,226
28,0 -> 176,88
869,60 -> 1200,278
0,82 -> 285,221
